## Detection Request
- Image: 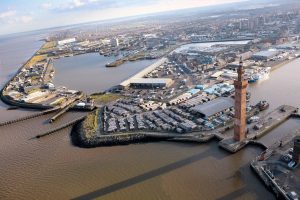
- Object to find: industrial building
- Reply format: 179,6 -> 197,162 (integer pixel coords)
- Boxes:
190,97 -> 234,119
130,78 -> 174,88
168,93 -> 192,105
210,71 -> 224,79
119,57 -> 168,88
251,50 -> 280,61
237,51 -> 253,61
203,83 -> 234,96
58,38 -> 76,46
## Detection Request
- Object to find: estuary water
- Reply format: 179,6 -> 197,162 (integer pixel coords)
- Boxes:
0,32 -> 43,119
53,53 -> 158,94
1,32 -> 300,200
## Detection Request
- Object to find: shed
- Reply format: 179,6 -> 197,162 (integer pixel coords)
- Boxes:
251,50 -> 279,61
190,97 -> 234,118
187,89 -> 200,95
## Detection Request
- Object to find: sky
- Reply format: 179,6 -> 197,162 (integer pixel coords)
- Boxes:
0,0 -> 245,35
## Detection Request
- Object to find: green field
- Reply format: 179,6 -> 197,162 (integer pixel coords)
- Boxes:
90,93 -> 122,104
83,109 -> 99,138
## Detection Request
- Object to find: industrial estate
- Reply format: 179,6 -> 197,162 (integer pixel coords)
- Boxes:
1,2 -> 300,199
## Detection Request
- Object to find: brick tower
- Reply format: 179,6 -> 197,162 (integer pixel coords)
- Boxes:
234,60 -> 248,141
293,136 -> 300,163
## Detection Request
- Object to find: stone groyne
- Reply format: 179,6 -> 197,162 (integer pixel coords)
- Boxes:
0,107 -> 59,127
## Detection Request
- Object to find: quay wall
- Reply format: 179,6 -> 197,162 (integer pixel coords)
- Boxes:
248,140 -> 268,150
71,122 -> 152,148
254,106 -> 298,140
0,94 -> 53,110
269,56 -> 300,72
251,157 -> 291,199
191,38 -> 254,43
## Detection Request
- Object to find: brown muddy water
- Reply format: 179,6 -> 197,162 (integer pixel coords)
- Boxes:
1,33 -> 300,200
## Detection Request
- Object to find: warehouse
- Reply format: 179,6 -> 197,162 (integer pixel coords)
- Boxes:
190,97 -> 234,119
251,50 -> 279,61
210,71 -> 224,79
58,38 -> 76,46
130,78 -> 174,89
119,57 -> 168,88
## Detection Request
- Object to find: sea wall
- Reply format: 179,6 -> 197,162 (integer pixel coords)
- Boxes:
71,122 -> 158,148
0,94 -> 53,110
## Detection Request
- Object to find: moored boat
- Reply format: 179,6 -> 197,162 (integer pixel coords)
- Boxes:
248,67 -> 270,83
258,100 -> 269,111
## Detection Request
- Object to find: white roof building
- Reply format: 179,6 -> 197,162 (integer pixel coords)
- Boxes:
58,38 -> 76,46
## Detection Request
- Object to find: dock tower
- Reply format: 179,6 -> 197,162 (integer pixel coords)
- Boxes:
234,60 -> 248,141
293,136 -> 300,163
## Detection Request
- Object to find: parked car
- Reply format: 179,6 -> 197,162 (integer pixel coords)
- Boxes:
286,191 -> 299,200
247,116 -> 260,124
288,161 -> 298,169
253,124 -> 263,130
288,148 -> 294,155
281,154 -> 293,163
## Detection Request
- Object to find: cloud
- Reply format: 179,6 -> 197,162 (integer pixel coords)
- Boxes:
19,15 -> 33,23
0,10 -> 33,25
47,0 -> 147,11
43,0 -> 243,13
75,0 -> 87,7
41,3 -> 53,9
0,10 -> 16,19
50,0 -> 102,10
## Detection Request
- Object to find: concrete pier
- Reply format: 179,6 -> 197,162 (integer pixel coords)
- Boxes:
219,105 -> 298,153
250,132 -> 300,199
49,93 -> 83,123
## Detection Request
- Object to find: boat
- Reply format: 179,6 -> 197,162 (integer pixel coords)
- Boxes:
105,59 -> 126,67
248,75 -> 259,83
258,100 -> 269,111
65,53 -> 73,57
248,67 -> 270,83
246,92 -> 251,101
222,91 -> 233,97
247,116 -> 260,124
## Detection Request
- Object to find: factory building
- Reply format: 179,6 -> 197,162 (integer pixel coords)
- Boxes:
190,97 -> 234,119
58,38 -> 76,46
237,51 -> 253,61
110,38 -> 119,47
119,58 -> 168,89
210,71 -> 224,79
178,121 -> 197,133
168,93 -> 192,105
130,78 -> 174,89
251,50 -> 280,61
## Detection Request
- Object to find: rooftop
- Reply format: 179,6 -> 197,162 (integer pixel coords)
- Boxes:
130,78 -> 173,84
252,50 -> 279,58
190,97 -> 234,118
